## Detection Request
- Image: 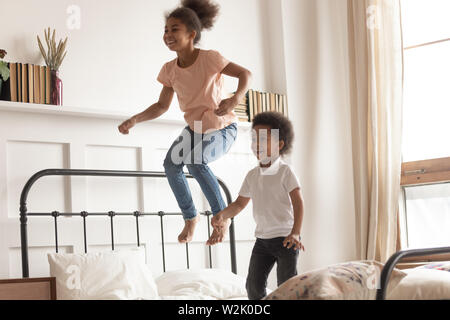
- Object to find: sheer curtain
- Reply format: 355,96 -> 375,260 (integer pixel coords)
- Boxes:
347,0 -> 404,262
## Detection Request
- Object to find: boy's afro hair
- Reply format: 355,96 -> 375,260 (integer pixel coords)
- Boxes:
252,111 -> 294,156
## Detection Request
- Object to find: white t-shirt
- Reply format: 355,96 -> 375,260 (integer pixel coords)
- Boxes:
238,156 -> 301,239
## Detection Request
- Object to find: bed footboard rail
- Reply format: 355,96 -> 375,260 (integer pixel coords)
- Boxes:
376,246 -> 450,300
20,168 -> 237,278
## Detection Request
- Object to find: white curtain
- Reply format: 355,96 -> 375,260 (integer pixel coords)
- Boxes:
347,0 -> 404,262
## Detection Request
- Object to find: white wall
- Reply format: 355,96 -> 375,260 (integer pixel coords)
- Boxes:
280,0 -> 357,272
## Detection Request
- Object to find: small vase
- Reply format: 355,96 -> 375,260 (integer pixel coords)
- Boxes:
50,70 -> 63,106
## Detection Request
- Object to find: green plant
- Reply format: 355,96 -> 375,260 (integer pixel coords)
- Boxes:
0,49 -> 9,81
37,28 -> 68,71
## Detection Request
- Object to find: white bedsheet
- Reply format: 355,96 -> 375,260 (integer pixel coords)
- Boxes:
154,268 -> 248,300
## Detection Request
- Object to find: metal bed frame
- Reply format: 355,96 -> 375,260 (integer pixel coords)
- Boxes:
20,169 -> 450,300
19,168 -> 237,278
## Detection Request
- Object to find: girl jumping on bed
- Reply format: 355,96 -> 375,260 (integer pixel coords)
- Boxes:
206,111 -> 305,300
118,0 -> 252,243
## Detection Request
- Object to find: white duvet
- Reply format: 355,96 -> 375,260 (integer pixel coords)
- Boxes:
154,268 -> 248,300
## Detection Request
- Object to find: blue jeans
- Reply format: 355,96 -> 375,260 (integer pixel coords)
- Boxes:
163,122 -> 237,220
246,237 -> 299,300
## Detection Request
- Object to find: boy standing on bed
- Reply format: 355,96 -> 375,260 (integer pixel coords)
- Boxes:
206,111 -> 305,300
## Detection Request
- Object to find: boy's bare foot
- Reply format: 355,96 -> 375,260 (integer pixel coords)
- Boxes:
178,215 -> 200,243
206,219 -> 230,246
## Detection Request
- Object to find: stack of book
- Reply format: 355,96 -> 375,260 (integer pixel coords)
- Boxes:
246,89 -> 288,122
233,94 -> 249,122
8,62 -> 51,104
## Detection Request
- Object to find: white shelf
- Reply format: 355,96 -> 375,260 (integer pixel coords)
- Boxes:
0,100 -> 252,128
0,100 -> 183,124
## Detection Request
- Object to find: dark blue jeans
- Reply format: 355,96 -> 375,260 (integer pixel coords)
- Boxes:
246,237 -> 299,300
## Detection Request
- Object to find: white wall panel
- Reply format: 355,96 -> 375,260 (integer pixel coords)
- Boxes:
6,141 -> 69,217
9,246 -> 73,279
85,145 -> 141,212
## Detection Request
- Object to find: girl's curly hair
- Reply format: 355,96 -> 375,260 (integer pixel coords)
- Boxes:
252,111 -> 294,156
166,0 -> 220,45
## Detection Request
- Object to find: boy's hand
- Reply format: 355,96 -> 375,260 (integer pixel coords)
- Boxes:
215,96 -> 238,116
283,233 -> 305,251
207,215 -> 230,246
211,213 -> 226,230
118,117 -> 137,135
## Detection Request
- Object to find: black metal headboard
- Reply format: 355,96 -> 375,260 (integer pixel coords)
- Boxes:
19,169 -> 237,278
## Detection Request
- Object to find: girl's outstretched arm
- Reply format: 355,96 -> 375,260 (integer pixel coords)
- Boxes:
215,63 -> 252,116
118,86 -> 174,134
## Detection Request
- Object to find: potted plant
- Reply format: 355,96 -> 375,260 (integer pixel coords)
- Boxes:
37,28 -> 68,106
0,49 -> 10,98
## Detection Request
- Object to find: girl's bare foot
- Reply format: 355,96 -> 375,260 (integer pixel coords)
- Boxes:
178,215 -> 200,243
206,219 -> 230,246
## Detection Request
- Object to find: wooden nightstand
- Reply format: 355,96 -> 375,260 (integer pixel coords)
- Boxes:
0,277 -> 56,300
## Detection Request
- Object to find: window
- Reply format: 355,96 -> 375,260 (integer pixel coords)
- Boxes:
400,0 -> 450,250
403,183 -> 450,249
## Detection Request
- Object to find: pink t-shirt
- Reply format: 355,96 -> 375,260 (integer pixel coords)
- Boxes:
157,49 -> 238,133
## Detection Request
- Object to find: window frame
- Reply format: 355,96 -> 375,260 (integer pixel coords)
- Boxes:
401,157 -> 450,187
398,157 -> 450,264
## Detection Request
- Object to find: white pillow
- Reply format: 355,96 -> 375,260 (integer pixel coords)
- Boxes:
155,268 -> 247,300
48,248 -> 159,300
388,268 -> 450,300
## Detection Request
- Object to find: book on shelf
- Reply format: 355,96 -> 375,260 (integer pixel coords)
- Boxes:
28,63 -> 34,103
279,94 -> 284,115
22,63 -> 29,103
17,63 -> 22,102
33,65 -> 40,104
263,92 -> 267,112
253,91 -> 258,115
275,93 -> 279,112
283,94 -> 288,116
9,63 -> 17,102
270,93 -> 275,112
39,66 -> 45,104
256,91 -> 261,115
